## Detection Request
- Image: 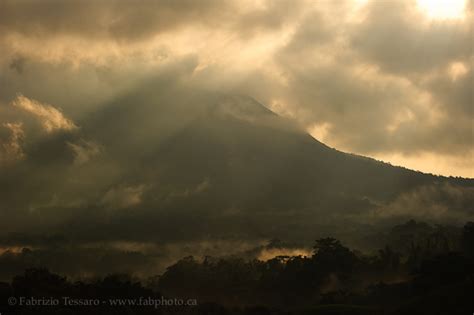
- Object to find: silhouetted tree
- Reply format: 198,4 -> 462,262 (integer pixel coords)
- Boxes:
461,221 -> 474,257
377,246 -> 400,272
312,238 -> 358,275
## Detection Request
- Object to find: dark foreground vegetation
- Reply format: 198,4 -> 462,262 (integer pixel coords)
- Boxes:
1,221 -> 473,315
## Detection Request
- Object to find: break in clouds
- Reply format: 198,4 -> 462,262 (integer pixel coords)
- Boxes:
0,0 -> 473,279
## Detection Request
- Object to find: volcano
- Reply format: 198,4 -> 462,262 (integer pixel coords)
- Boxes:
61,85 -> 473,243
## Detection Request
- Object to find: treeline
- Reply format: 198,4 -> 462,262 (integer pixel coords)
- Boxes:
1,221 -> 474,314
155,221 -> 474,314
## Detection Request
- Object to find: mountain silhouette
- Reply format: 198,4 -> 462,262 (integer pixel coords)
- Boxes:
72,84 -> 473,243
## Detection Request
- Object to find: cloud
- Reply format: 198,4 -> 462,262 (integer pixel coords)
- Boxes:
255,0 -> 473,171
169,178 -> 211,199
9,55 -> 26,74
0,122 -> 25,164
352,0 -> 471,75
67,139 -> 101,166
11,95 -> 77,133
0,0 -> 235,41
0,0 -> 470,172
101,184 -> 146,209
374,183 -> 474,223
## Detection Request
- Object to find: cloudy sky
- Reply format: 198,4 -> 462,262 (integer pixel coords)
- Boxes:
0,0 -> 472,177
0,0 -> 473,280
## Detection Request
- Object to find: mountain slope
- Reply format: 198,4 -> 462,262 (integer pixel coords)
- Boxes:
71,89 -> 474,242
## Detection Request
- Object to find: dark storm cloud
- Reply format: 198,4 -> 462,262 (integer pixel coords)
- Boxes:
426,65 -> 472,117
352,0 -> 471,75
0,0 -> 303,43
0,0 -> 234,41
8,55 -> 26,74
